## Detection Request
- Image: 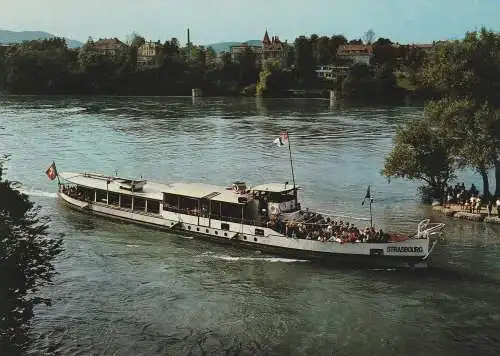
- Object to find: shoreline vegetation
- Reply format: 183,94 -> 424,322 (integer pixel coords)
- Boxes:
0,30 -> 434,103
382,27 -> 500,208
0,156 -> 63,354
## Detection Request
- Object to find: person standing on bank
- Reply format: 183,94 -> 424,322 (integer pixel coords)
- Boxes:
488,199 -> 493,216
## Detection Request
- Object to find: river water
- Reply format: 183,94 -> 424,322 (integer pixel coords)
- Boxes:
1,96 -> 500,355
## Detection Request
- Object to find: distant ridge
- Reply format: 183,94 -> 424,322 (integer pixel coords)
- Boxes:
0,29 -> 83,48
206,40 -> 261,53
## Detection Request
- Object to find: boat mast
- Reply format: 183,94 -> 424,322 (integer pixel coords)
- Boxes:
286,131 -> 297,206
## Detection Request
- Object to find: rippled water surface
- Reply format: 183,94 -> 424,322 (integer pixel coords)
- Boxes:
1,96 -> 500,355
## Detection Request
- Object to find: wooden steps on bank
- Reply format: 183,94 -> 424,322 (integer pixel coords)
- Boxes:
432,204 -> 500,224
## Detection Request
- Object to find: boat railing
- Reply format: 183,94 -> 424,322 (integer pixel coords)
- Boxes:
82,172 -> 109,180
415,219 -> 445,239
310,210 -> 371,222
93,201 -> 162,218
162,206 -> 266,226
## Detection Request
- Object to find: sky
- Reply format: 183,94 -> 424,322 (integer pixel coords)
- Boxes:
1,0 -> 499,45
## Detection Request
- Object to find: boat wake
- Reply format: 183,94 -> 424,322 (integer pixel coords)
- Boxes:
200,253 -> 309,263
368,268 -> 397,272
179,235 -> 194,240
17,188 -> 57,199
47,106 -> 87,114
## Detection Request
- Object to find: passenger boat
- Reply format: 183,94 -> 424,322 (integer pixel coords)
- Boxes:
52,169 -> 445,268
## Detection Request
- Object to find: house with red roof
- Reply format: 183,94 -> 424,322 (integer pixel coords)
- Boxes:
229,30 -> 289,68
337,44 -> 373,66
92,37 -> 128,56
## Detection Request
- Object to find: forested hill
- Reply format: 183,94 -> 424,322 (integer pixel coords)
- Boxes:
0,29 -> 83,48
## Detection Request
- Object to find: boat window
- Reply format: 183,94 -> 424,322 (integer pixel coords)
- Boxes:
210,201 -> 221,220
108,192 -> 119,206
146,200 -> 160,214
163,193 -> 179,211
134,197 -> 146,212
121,195 -> 133,209
96,190 -> 107,203
81,187 -> 94,202
179,196 -> 198,215
267,191 -> 295,203
221,202 -> 242,223
255,228 -> 264,236
221,223 -> 229,231
199,198 -> 210,218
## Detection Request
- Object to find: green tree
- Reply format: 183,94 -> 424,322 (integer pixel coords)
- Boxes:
162,38 -> 181,66
3,39 -> 72,94
77,43 -> 119,93
0,156 -> 63,354
315,36 -> 331,65
237,47 -> 258,85
420,28 -> 500,195
372,41 -> 397,67
373,63 -> 400,99
205,46 -> 217,70
374,37 -> 392,46
129,33 -> 145,49
294,36 -> 314,85
256,59 -> 289,97
341,63 -> 374,99
424,98 -> 500,198
383,119 -> 455,202
329,35 -> 348,62
421,29 -> 500,105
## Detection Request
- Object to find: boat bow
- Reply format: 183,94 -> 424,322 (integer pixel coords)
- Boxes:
416,219 -> 445,239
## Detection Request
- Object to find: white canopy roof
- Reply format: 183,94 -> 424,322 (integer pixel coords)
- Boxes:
59,172 -> 251,204
251,183 -> 298,193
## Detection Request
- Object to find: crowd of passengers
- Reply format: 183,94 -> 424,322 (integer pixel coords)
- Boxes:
445,182 -> 500,216
61,185 -> 88,200
267,211 -> 390,243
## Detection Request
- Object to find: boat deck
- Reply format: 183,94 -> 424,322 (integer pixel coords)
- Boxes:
60,172 -> 262,204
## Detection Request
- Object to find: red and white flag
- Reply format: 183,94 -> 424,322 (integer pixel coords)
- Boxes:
45,161 -> 58,181
273,131 -> 289,146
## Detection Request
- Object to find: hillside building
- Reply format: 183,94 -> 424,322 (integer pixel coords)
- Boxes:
137,41 -> 162,69
92,37 -> 128,56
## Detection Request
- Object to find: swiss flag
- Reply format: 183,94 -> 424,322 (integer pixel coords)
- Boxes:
45,162 -> 57,181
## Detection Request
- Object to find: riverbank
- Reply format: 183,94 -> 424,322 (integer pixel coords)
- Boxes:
432,204 -> 500,224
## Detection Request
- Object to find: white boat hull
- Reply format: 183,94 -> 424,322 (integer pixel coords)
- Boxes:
58,192 -> 437,268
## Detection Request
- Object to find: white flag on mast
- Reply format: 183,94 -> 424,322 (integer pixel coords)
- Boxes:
273,131 -> 289,146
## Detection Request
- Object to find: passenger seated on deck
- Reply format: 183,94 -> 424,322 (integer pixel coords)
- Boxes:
298,223 -> 306,237
313,230 -> 320,241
